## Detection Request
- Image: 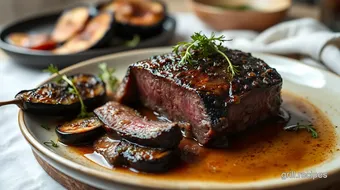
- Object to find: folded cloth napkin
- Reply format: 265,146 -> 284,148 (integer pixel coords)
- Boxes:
175,13 -> 340,75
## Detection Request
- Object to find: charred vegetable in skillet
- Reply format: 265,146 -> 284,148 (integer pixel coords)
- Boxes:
14,73 -> 106,116
51,6 -> 95,43
53,11 -> 115,54
56,116 -> 105,145
7,33 -> 57,50
100,0 -> 166,38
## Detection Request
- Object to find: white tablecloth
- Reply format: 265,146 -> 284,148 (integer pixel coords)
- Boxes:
0,13 -> 339,190
0,51 -> 63,189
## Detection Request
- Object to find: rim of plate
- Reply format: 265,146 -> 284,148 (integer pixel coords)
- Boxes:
18,47 -> 340,189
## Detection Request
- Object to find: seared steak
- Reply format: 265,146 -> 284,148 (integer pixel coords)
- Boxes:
116,49 -> 282,146
94,135 -> 178,173
94,101 -> 182,148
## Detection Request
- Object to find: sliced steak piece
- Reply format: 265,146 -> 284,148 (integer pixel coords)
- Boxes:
116,49 -> 283,146
94,101 -> 182,148
94,135 -> 178,173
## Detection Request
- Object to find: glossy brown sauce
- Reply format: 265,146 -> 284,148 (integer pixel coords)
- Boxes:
70,91 -> 337,182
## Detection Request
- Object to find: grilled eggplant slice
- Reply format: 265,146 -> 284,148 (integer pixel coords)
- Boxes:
95,135 -> 179,173
98,0 -> 115,12
56,116 -> 104,145
105,0 -> 166,38
51,6 -> 94,43
94,101 -> 182,149
53,12 -> 114,54
7,33 -> 57,50
15,74 -> 106,116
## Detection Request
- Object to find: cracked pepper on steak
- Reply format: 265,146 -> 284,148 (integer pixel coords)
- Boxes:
116,49 -> 283,146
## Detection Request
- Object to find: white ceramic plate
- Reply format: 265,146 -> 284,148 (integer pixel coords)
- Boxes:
18,47 -> 340,190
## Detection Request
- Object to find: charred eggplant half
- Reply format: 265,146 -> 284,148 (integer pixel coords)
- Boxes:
53,12 -> 114,54
105,0 -> 166,38
51,6 -> 95,43
56,116 -> 104,145
7,33 -> 57,50
95,135 -> 179,173
15,74 -> 106,116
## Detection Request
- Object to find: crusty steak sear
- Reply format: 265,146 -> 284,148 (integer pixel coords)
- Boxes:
94,101 -> 182,148
94,135 -> 178,173
116,49 -> 283,146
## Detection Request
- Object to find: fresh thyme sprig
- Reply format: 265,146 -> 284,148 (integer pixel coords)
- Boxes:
61,75 -> 90,118
284,123 -> 318,138
43,64 -> 62,83
98,63 -> 119,92
173,32 -> 238,77
44,64 -> 90,118
125,35 -> 140,48
40,124 -> 50,130
43,140 -> 59,148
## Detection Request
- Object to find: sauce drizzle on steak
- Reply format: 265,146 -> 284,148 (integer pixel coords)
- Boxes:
116,49 -> 283,146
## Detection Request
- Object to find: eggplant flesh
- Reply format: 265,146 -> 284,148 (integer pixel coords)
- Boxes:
56,116 -> 104,145
94,135 -> 179,173
15,74 -> 106,116
51,6 -> 92,43
53,12 -> 114,54
107,0 -> 166,38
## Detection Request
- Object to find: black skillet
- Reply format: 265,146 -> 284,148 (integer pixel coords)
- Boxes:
0,11 -> 176,69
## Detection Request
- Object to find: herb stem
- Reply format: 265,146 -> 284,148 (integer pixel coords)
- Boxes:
284,123 -> 318,138
214,45 -> 237,77
61,75 -> 88,118
43,140 -> 58,148
125,35 -> 140,48
40,124 -> 50,130
180,41 -> 198,65
98,63 -> 118,92
173,32 -> 237,77
44,64 -> 90,118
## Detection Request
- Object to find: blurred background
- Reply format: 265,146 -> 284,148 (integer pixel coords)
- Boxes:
0,0 -> 339,31
0,0 -> 339,68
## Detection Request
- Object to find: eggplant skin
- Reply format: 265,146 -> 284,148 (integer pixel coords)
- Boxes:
114,17 -> 165,39
53,12 -> 114,54
51,6 -> 92,43
15,74 -> 107,116
7,33 -> 57,50
112,0 -> 167,38
94,135 -> 179,173
56,116 -> 105,145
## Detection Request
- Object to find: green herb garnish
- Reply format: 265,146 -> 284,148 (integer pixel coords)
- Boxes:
125,35 -> 140,48
284,123 -> 318,138
67,87 -> 77,95
40,124 -> 50,130
44,64 -> 90,118
43,64 -> 62,83
98,63 -> 118,92
43,140 -> 58,148
173,32 -> 238,77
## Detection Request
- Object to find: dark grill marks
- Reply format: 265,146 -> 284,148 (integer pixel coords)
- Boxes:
116,49 -> 283,146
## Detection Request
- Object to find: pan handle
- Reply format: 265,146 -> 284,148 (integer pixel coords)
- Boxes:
0,99 -> 22,108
